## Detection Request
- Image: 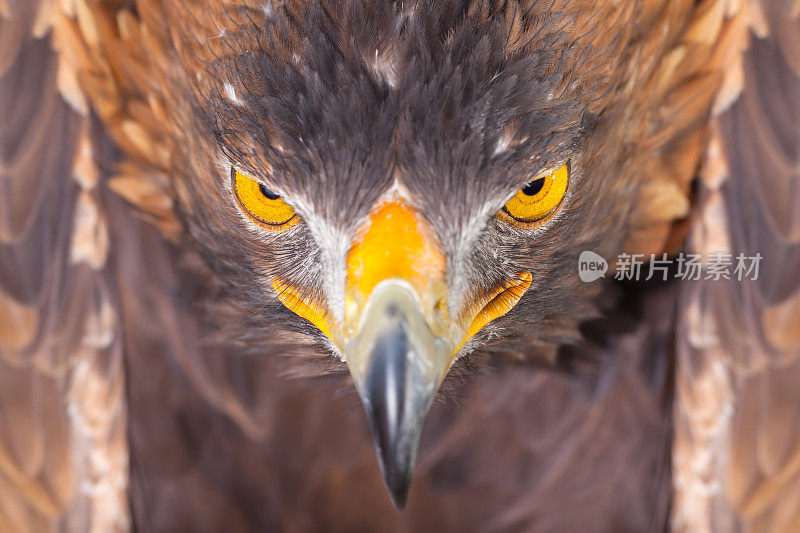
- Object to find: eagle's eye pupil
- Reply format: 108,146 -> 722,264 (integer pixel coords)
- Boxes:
522,177 -> 546,196
259,183 -> 280,200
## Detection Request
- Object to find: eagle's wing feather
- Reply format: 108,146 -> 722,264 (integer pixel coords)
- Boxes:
674,1 -> 800,531
0,2 -> 270,529
0,1 -> 128,530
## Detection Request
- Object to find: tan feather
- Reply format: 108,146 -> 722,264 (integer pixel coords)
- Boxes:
0,293 -> 37,350
763,299 -> 800,351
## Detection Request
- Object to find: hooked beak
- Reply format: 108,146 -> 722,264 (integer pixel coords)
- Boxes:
346,280 -> 449,508
273,200 -> 531,509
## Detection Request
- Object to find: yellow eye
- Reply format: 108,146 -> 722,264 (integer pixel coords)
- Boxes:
501,162 -> 569,225
232,168 -> 298,230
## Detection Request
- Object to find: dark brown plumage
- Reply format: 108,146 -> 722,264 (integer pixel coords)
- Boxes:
0,0 -> 798,531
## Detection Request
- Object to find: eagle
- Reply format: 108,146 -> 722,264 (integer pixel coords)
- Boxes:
1,0 -> 799,530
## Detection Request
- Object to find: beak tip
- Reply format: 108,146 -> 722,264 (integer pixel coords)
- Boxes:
387,478 -> 411,511
375,445 -> 414,511
369,408 -> 416,512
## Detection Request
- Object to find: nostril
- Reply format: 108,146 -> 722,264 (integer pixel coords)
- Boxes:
434,297 -> 448,321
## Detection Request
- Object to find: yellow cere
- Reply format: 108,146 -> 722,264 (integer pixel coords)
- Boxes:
232,168 -> 298,229
502,162 -> 569,225
344,201 -> 447,338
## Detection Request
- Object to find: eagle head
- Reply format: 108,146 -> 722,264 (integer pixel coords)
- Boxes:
166,0 -> 651,508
